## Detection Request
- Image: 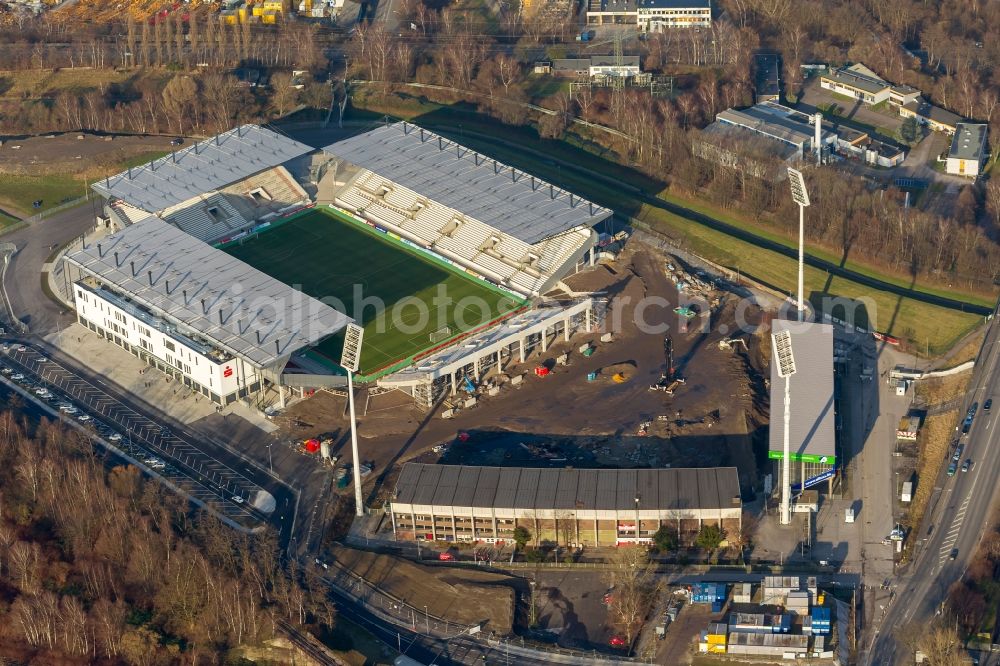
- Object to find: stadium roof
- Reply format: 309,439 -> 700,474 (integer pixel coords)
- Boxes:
323,122 -> 612,245
64,216 -> 353,368
92,125 -> 313,213
393,463 -> 741,511
768,319 -> 836,464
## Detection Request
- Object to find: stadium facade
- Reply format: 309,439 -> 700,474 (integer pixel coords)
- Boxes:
61,122 -> 613,410
389,464 -> 743,546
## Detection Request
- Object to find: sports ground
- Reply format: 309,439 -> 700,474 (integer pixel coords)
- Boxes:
221,207 -> 525,377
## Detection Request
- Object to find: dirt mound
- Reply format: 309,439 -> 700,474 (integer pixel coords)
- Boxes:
330,546 -> 517,633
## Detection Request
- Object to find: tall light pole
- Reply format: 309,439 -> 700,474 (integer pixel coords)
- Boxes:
787,168 -> 811,322
341,323 -> 365,517
772,329 -> 797,526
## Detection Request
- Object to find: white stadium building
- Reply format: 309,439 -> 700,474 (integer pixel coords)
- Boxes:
60,122 -> 614,412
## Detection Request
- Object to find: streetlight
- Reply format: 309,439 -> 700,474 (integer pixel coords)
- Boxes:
772,328 -> 797,526
787,167 -> 811,322
341,323 -> 365,517
424,604 -> 430,635
634,494 -> 640,544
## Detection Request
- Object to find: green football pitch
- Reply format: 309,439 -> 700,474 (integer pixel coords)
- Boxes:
222,207 -> 525,376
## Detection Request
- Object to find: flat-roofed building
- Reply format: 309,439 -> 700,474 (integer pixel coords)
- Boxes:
768,320 -> 837,495
820,63 -> 919,107
388,464 -> 742,546
946,123 -> 988,177
586,0 -> 710,28
899,98 -> 963,134
636,0 -> 711,30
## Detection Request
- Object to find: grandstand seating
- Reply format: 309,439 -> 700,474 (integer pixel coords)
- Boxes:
162,193 -> 251,243
335,169 -> 593,297
219,166 -> 309,221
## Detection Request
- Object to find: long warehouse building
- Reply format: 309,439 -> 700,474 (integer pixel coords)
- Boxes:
388,464 -> 742,547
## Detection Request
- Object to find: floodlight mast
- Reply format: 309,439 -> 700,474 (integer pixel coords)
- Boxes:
772,329 -> 797,526
341,323 -> 365,517
787,168 -> 811,323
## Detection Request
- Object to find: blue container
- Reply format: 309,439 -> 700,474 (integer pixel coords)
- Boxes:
711,600 -> 723,613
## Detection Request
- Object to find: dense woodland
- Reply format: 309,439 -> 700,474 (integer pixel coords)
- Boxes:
0,0 -> 999,289
0,406 -> 334,663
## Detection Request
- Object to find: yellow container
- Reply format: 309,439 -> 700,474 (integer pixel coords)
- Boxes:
261,9 -> 278,22
252,5 -> 265,15
706,634 -> 726,645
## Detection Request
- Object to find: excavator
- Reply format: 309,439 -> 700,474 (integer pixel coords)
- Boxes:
649,335 -> 685,395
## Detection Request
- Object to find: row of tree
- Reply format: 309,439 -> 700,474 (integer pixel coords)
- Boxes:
0,406 -> 334,662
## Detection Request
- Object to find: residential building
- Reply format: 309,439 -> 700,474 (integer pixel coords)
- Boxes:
586,0 -> 711,28
387,464 -> 742,546
946,123 -> 988,177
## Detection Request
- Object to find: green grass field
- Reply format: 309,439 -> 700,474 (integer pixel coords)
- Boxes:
222,207 -> 524,376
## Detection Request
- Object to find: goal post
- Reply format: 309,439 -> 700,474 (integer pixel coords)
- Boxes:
429,326 -> 452,344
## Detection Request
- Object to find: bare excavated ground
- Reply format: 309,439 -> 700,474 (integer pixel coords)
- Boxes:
329,545 -> 518,634
0,131 -> 176,175
275,242 -> 769,502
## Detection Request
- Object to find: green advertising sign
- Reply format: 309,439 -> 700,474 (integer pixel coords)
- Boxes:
768,450 -> 836,465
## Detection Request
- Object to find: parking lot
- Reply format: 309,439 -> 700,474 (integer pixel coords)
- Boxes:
1,341 -> 272,527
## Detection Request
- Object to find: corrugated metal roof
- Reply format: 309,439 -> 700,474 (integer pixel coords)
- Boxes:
616,469 -> 638,510
324,122 -> 611,245
515,468 -> 542,508
453,466 -> 481,507
393,464 -> 741,511
768,320 -> 836,460
473,467 -> 501,507
432,466 -> 462,506
64,215 -> 352,368
535,469 -> 559,509
576,469 -> 599,509
92,124 -> 313,213
554,469 -> 580,509
495,468 -> 521,507
411,465 -> 442,505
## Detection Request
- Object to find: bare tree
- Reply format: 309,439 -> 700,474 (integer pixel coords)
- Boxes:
603,546 -> 658,646
161,75 -> 198,134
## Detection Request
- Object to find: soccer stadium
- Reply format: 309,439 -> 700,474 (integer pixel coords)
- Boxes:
60,122 -> 612,411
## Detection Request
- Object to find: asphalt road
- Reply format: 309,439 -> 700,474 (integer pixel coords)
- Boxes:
866,316 -> 1000,664
0,339 -> 298,548
5,200 -> 100,334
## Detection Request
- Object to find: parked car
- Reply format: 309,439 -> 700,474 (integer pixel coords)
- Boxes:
77,414 -> 91,422
108,432 -> 123,441
11,373 -> 24,381
58,404 -> 77,414
0,367 -> 11,375
947,461 -> 958,476
231,495 -> 245,504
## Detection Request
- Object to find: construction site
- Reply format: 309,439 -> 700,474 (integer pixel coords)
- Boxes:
269,238 -> 772,519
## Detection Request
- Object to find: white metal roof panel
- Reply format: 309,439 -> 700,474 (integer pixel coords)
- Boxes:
324,122 -> 612,244
64,215 -> 352,368
769,319 -> 837,461
92,124 -> 313,213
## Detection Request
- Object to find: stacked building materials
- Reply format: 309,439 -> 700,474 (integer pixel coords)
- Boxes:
726,632 -> 809,655
733,582 -> 753,603
699,623 -> 727,653
692,583 -> 728,604
786,590 -> 811,613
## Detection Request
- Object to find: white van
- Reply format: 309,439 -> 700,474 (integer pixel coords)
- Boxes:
845,508 -> 856,523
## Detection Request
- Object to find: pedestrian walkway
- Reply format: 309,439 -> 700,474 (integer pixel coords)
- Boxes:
45,322 -> 277,433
